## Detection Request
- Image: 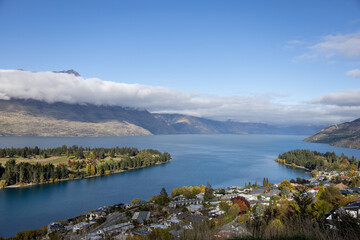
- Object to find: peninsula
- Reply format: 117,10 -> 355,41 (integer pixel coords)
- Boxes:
0,146 -> 171,188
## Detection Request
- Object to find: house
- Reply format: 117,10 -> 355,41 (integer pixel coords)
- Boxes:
132,211 -> 150,224
168,198 -> 202,208
267,189 -> 280,196
166,217 -> 182,225
47,222 -> 65,233
87,210 -> 106,221
73,222 -> 92,232
102,222 -> 134,233
188,204 -> 203,212
149,224 -> 169,230
134,229 -> 150,236
335,183 -> 349,190
325,200 -> 360,228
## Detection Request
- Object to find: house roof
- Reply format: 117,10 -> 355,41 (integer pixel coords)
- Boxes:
335,183 -> 349,190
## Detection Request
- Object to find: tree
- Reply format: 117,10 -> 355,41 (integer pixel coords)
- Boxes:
312,200 -> 332,219
131,198 -> 141,205
281,186 -> 290,197
292,188 -> 313,217
155,187 -> 171,205
319,186 -> 343,206
269,196 -> 278,207
204,182 -> 214,201
0,149 -> 7,157
21,149 -> 27,158
254,202 -> 265,217
99,149 -> 105,159
228,204 -> 241,216
219,201 -> 230,212
279,180 -> 293,191
110,148 -> 116,158
232,196 -> 250,213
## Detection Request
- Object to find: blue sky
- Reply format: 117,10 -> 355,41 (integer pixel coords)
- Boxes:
1,0 -> 360,124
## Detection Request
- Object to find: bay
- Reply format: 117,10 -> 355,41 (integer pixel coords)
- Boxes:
1,134 -> 360,237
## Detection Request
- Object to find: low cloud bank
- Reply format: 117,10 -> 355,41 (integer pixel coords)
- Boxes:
0,69 -> 359,125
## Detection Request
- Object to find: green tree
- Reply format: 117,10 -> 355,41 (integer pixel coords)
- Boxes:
292,188 -> 313,217
219,201 -> 230,212
312,200 -> 332,219
254,202 -> 265,217
279,180 -> 293,191
110,148 -> 116,158
281,186 -> 290,197
319,186 -> 343,206
204,182 -> 214,201
228,204 -> 241,216
155,187 -> 171,205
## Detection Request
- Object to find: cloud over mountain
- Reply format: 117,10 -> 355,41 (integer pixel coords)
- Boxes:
0,69 -> 359,125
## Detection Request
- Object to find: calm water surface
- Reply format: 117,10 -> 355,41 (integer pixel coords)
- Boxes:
1,134 -> 360,237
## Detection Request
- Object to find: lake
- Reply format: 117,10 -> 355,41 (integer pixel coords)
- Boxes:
1,134 -> 360,237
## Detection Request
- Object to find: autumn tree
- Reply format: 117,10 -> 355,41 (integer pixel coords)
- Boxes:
232,196 -> 250,213
279,180 -> 293,191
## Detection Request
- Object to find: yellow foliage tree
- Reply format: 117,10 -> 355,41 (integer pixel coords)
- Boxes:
279,180 -> 293,191
91,165 -> 96,175
131,198 -> 141,205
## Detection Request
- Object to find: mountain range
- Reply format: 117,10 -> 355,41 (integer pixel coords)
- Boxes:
0,98 -> 323,137
0,69 -> 325,137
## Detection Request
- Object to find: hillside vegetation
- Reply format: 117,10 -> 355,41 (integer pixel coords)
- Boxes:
304,118 -> 360,149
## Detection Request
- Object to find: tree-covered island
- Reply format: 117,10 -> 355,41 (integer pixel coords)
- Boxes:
276,149 -> 359,172
0,146 -> 171,188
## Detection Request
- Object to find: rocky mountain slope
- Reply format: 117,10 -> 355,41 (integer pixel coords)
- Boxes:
0,99 -> 323,137
304,118 -> 360,149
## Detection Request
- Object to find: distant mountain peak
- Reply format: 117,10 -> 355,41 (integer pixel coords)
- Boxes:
53,69 -> 80,77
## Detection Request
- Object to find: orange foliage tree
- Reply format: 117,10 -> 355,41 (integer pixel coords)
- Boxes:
232,196 -> 250,213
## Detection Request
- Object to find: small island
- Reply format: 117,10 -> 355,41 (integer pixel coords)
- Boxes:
0,146 -> 171,188
276,149 -> 359,171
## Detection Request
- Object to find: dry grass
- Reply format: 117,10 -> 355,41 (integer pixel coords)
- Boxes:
0,156 -> 70,165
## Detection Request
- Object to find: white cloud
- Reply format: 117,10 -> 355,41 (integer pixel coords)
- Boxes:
310,32 -> 360,59
346,69 -> 360,78
310,89 -> 360,107
0,69 -> 359,125
293,31 -> 360,61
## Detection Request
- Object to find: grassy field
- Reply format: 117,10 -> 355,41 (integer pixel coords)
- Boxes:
0,155 -> 128,166
0,156 -> 70,166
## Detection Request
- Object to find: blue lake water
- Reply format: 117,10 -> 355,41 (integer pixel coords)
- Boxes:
1,134 -> 360,237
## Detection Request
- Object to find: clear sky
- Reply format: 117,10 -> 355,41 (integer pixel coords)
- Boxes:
1,0 -> 360,125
